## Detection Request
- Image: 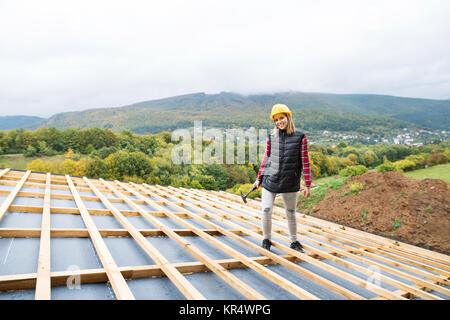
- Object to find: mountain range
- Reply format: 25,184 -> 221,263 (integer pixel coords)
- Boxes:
2,91 -> 449,133
0,115 -> 45,130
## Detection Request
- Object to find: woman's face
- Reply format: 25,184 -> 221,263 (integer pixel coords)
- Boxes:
273,113 -> 288,130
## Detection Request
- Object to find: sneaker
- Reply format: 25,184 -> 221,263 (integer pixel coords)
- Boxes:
290,241 -> 304,252
262,239 -> 272,251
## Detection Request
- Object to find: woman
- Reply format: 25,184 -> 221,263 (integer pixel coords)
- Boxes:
253,104 -> 311,252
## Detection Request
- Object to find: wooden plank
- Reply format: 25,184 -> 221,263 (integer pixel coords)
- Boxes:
0,168 -> 10,179
0,255 -> 297,292
0,228 -> 238,238
0,228 -> 42,237
0,170 -> 31,223
109,180 -> 266,300
35,173 -> 52,300
149,184 -> 408,300
83,177 -> 205,300
0,273 -> 37,292
65,175 -> 135,300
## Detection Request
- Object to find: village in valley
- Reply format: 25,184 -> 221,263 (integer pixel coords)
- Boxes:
310,127 -> 449,147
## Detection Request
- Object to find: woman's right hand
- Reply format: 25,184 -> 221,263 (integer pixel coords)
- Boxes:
253,179 -> 261,189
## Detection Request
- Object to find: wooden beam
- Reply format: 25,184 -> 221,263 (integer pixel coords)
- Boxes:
0,168 -> 10,178
0,228 -> 244,238
0,255 -> 298,292
65,175 -> 135,300
0,170 -> 31,223
35,173 -> 52,300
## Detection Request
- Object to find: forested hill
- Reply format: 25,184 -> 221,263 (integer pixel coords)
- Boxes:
0,116 -> 44,130
24,91 -> 450,133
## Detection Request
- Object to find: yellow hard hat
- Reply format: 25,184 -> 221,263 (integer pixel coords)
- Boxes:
270,104 -> 292,120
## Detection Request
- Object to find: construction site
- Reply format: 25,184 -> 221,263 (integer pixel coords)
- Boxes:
0,168 -> 449,300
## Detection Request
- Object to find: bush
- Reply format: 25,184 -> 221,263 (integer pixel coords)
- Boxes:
404,154 -> 426,170
226,183 -> 262,200
338,165 -> 368,177
393,159 -> 416,172
375,162 -> 399,173
349,182 -> 364,195
190,179 -> 203,189
427,153 -> 448,166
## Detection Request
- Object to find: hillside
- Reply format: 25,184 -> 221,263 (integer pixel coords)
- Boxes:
305,172 -> 450,254
24,91 -> 449,133
0,116 -> 45,130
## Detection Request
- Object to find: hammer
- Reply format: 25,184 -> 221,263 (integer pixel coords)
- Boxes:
240,186 -> 257,204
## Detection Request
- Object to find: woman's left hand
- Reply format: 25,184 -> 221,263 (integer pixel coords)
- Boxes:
303,186 -> 311,199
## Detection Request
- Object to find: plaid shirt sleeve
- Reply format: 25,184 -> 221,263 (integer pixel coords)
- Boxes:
257,136 -> 270,182
301,135 -> 312,188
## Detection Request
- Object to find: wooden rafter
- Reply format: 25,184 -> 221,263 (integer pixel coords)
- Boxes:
65,175 -> 134,300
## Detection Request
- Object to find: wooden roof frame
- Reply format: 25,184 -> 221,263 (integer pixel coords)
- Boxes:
0,168 -> 448,300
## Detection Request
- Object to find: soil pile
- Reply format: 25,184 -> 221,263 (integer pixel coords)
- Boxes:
306,171 -> 450,254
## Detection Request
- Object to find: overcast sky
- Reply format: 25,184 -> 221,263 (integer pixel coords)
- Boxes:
1,0 -> 449,118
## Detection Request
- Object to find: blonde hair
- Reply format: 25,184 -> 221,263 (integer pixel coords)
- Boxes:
272,113 -> 295,137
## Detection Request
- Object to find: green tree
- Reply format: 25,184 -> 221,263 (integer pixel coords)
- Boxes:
104,151 -> 154,180
200,164 -> 229,190
24,145 -> 37,157
197,175 -> 218,190
86,157 -> 109,178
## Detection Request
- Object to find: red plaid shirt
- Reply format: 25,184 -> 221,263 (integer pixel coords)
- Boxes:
257,134 -> 312,188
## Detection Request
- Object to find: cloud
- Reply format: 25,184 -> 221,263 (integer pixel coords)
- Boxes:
0,0 -> 449,117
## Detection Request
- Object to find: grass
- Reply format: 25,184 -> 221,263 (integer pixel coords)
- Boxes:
403,163 -> 450,183
298,176 -> 347,211
0,154 -> 75,170
361,209 -> 368,225
312,176 -> 341,185
392,218 -> 402,229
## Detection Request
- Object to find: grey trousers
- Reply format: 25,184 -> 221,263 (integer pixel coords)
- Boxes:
261,187 -> 298,242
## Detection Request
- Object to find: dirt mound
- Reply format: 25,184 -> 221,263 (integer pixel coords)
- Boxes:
306,171 -> 450,254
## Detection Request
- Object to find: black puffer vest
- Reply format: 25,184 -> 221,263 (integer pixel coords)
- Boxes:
261,129 -> 305,193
